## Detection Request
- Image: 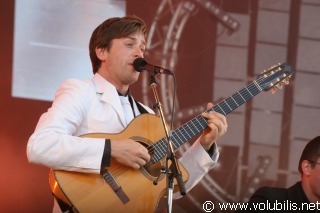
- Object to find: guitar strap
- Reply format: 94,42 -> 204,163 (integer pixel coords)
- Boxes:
129,96 -> 150,115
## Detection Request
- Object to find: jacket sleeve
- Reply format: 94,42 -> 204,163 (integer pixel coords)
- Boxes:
173,139 -> 219,198
27,79 -> 106,174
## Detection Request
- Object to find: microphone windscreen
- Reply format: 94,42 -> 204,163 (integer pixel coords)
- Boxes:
133,58 -> 147,72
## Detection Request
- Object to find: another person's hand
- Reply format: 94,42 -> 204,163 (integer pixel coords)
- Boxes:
111,139 -> 150,169
200,102 -> 228,151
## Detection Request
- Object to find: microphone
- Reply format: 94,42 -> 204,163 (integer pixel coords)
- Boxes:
133,58 -> 173,75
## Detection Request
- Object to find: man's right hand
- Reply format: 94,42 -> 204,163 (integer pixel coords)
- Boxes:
110,139 -> 150,169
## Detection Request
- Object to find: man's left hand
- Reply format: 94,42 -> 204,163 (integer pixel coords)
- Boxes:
200,102 -> 228,151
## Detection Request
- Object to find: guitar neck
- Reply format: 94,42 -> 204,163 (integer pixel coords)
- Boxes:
150,80 -> 262,164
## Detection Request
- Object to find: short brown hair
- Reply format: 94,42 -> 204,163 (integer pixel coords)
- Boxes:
298,136 -> 320,174
89,15 -> 148,74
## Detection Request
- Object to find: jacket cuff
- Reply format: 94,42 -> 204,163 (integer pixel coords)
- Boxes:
100,139 -> 111,173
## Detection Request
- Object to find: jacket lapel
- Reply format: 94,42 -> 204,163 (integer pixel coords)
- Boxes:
92,74 -> 127,127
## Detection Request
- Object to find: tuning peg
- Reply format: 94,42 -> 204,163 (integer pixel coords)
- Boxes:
277,82 -> 283,90
284,79 -> 290,85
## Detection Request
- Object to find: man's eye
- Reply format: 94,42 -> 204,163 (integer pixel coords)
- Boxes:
126,43 -> 133,47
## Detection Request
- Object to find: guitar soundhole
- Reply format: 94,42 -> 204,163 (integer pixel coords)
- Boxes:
133,138 -> 166,182
144,160 -> 162,177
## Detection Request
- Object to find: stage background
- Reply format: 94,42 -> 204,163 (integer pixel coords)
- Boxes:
1,0 -> 320,212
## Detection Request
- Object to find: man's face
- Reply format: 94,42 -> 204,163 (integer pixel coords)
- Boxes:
100,31 -> 146,88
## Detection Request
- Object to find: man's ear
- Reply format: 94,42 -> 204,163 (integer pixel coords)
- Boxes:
301,160 -> 312,176
95,48 -> 107,61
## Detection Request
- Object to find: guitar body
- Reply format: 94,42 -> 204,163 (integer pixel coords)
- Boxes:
49,114 -> 189,213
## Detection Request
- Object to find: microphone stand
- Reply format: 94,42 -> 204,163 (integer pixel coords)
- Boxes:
149,74 -> 186,213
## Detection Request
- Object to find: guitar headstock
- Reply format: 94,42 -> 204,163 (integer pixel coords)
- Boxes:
257,63 -> 294,93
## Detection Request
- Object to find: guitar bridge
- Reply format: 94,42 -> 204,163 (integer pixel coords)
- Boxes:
101,169 -> 130,204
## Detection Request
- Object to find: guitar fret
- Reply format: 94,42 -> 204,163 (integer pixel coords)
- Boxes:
226,97 -> 237,110
172,131 -> 187,149
249,82 -> 261,96
181,125 -> 193,139
150,148 -> 160,163
192,118 -> 205,135
151,141 -> 160,155
154,140 -> 166,157
200,116 -> 209,128
152,151 -> 161,163
194,118 -> 204,131
253,80 -> 262,91
188,122 -> 195,135
245,86 -> 253,97
171,133 -> 181,150
240,87 -> 251,100
252,83 -> 261,96
160,139 -> 168,155
175,129 -> 188,142
224,100 -> 233,111
190,121 -> 199,134
237,91 -> 246,102
217,104 -> 226,115
230,96 -> 239,107
219,101 -> 232,115
196,117 -> 206,128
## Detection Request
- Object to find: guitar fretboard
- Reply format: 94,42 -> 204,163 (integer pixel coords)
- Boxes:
150,80 -> 262,164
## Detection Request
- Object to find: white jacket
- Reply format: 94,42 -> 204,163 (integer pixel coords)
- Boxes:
27,73 -> 219,212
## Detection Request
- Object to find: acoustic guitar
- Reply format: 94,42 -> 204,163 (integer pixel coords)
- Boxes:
49,63 -> 294,212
